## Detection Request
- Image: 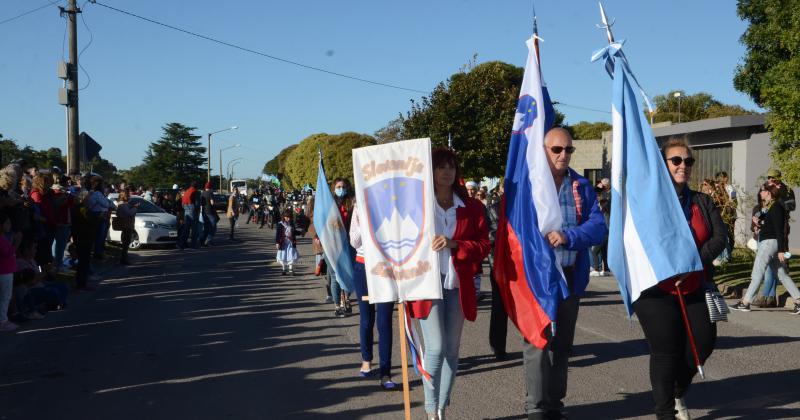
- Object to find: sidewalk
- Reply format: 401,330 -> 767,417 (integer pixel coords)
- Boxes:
588,274 -> 800,338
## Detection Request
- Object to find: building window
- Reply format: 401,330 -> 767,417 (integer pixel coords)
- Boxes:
693,144 -> 732,187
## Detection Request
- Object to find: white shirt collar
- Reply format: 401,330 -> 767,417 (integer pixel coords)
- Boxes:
453,193 -> 465,208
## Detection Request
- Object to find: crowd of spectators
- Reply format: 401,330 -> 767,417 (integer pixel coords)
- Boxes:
0,162 -> 118,331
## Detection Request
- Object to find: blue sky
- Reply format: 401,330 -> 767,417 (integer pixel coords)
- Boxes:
0,0 -> 758,180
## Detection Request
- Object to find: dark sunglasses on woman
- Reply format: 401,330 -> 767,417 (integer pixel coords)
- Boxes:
666,156 -> 696,167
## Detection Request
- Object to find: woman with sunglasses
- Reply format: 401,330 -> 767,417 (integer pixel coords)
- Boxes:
731,183 -> 800,314
634,136 -> 727,420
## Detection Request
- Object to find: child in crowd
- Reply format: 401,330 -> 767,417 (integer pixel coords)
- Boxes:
275,209 -> 299,276
16,238 -> 68,311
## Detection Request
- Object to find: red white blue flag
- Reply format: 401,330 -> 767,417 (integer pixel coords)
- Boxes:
494,37 -> 562,349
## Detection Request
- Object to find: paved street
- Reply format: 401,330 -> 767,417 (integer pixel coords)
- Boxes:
1,221 -> 799,420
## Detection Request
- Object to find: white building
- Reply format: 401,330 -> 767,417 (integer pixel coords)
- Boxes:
569,115 -> 799,251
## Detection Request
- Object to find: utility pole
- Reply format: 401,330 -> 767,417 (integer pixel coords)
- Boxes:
61,0 -> 81,175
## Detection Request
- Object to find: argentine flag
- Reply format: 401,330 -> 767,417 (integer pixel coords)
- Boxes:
313,155 -> 354,292
593,42 -> 703,315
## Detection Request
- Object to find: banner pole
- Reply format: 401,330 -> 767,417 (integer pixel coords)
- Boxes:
397,302 -> 412,420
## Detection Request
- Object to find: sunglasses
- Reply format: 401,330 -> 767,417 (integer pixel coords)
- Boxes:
666,156 -> 695,167
549,146 -> 576,155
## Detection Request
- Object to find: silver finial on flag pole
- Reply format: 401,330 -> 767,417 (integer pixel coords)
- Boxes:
597,2 -> 616,44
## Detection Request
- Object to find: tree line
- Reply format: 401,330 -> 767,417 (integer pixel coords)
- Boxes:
0,135 -> 121,184
262,61 -> 761,190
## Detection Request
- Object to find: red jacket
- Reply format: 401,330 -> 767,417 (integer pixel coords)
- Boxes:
408,197 -> 491,322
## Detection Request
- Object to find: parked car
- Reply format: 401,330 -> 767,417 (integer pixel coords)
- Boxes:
108,197 -> 178,249
212,193 -> 229,212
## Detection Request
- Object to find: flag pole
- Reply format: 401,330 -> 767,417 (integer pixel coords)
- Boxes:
675,284 -> 706,379
532,0 -> 557,338
398,302 -> 412,420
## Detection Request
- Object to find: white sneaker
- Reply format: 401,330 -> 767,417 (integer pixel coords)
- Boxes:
0,321 -> 19,332
590,270 -> 601,277
675,397 -> 691,420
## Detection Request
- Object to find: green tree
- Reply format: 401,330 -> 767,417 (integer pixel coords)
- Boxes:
374,117 -> 404,144
0,139 -> 21,168
650,91 -> 756,124
283,132 -> 375,189
263,144 -> 298,182
137,122 -> 206,187
735,0 -> 800,185
567,121 -> 612,140
401,61 -> 525,178
89,156 -> 122,185
35,147 -> 67,172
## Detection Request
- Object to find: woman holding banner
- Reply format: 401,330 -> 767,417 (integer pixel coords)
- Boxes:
408,148 -> 490,420
349,204 -> 396,389
634,137 -> 726,420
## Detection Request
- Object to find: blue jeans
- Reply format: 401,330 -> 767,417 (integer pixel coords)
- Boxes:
327,256 -> 340,305
353,262 -> 393,377
327,257 -> 352,306
183,206 -> 200,248
744,239 -> 800,303
760,265 -> 777,297
419,287 -> 465,414
94,218 -> 108,258
52,226 -> 71,269
200,215 -> 218,244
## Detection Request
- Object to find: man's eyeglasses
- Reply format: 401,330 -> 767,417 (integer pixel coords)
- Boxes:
549,146 -> 576,155
666,156 -> 695,167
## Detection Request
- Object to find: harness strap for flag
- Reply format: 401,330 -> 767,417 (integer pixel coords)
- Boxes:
571,180 -> 583,223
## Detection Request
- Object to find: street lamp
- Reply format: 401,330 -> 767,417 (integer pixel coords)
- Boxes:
227,157 -> 243,182
673,92 -> 682,123
207,125 -> 238,183
229,160 -> 242,186
225,157 -> 244,179
219,144 -> 240,192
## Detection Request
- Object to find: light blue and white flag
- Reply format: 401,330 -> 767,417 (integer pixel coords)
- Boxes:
313,154 -> 354,292
592,42 -> 703,315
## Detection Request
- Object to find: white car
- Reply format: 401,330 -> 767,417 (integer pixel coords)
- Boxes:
108,197 -> 178,249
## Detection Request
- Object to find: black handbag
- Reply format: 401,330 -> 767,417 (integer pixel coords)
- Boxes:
112,216 -> 134,231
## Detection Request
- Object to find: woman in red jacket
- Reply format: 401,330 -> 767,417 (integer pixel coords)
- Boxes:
411,148 -> 490,420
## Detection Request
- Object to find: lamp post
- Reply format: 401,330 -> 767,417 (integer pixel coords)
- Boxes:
207,126 -> 238,183
229,160 -> 242,186
227,157 -> 243,184
219,144 -> 240,192
673,92 -> 682,123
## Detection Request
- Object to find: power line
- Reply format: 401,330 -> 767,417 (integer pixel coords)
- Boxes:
90,1 -> 429,95
0,0 -> 63,26
553,101 -> 611,115
77,5 -> 93,90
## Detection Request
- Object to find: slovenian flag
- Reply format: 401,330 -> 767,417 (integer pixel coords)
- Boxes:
403,303 -> 432,385
494,37 -> 563,349
592,41 -> 703,315
313,154 -> 355,292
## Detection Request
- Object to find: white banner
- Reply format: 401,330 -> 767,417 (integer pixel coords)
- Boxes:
352,138 -> 441,303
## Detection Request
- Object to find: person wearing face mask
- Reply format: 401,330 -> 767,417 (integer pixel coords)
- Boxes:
328,178 -> 355,317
